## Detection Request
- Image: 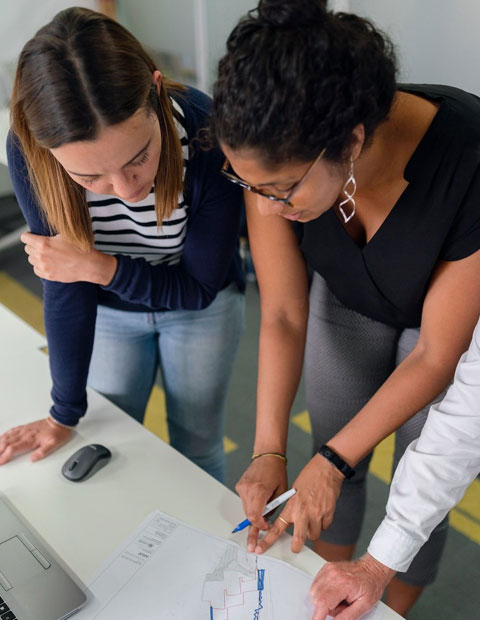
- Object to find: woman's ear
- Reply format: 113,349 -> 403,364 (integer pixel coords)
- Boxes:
152,70 -> 163,95
350,124 -> 365,161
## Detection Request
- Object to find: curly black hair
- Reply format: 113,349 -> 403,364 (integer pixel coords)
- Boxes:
210,0 -> 397,166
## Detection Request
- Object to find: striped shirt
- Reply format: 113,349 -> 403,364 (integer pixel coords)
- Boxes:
86,99 -> 190,266
8,85 -> 245,425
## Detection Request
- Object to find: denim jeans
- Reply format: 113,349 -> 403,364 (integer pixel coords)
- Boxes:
87,284 -> 245,482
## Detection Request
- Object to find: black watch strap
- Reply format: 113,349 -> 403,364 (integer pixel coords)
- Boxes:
318,444 -> 355,479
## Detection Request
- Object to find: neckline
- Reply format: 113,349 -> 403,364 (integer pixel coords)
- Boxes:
333,85 -> 450,251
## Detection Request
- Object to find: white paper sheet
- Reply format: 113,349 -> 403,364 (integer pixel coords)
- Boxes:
74,511 -> 385,620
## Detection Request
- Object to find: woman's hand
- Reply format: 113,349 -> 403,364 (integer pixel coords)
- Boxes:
235,456 -> 288,552
21,232 -> 116,285
0,418 -> 73,464
253,453 -> 345,555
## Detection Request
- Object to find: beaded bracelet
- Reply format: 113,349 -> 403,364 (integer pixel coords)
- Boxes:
251,452 -> 287,465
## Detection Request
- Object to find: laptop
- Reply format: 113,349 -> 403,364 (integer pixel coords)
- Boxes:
0,496 -> 87,620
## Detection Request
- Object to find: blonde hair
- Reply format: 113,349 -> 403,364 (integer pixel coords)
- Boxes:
10,6 -> 185,250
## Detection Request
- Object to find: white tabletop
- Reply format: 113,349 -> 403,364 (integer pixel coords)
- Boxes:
0,304 -> 402,618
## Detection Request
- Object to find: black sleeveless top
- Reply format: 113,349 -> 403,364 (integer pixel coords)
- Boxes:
300,84 -> 480,329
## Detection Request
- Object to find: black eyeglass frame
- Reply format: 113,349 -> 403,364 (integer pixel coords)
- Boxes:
221,148 -> 326,207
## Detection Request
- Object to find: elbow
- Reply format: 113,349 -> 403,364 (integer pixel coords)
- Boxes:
409,340 -> 462,389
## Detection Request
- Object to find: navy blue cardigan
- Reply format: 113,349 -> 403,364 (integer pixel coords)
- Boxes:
7,86 -> 245,426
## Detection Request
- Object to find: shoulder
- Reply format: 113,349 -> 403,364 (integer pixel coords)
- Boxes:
400,83 -> 480,146
171,85 -> 212,138
171,86 -> 226,197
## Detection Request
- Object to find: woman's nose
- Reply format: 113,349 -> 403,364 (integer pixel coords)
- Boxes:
110,171 -> 138,200
256,196 -> 285,216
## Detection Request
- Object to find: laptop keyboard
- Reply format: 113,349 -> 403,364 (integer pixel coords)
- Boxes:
0,597 -> 17,620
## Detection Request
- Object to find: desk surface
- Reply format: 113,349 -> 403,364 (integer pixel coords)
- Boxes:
0,304 -> 401,618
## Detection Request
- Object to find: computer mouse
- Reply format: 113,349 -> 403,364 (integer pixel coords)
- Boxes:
61,444 -> 112,482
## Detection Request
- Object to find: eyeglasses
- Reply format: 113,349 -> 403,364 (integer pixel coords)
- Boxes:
221,148 -> 326,207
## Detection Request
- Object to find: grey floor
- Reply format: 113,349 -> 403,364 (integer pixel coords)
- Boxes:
0,194 -> 479,619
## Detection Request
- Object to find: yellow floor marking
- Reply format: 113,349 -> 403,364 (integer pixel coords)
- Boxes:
223,437 -> 239,454
456,478 -> 480,521
450,509 -> 480,544
143,384 -> 170,442
368,434 -> 395,485
0,271 -> 44,334
143,384 -> 238,454
291,407 -> 480,545
292,410 -> 312,434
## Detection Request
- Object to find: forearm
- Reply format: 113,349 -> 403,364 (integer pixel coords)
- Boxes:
254,315 -> 308,453
327,348 -> 456,466
369,327 -> 480,571
43,280 -> 98,425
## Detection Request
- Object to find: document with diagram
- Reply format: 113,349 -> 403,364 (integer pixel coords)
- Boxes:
73,511 -> 385,620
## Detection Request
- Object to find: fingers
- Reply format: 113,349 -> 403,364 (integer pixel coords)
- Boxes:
31,438 -> 60,462
254,512 -> 291,554
235,479 -> 280,531
328,599 -> 374,620
307,516 -> 322,543
0,420 -> 72,465
311,601 -> 332,620
0,426 -> 39,465
20,231 -> 35,245
0,445 -> 15,466
246,525 -> 260,553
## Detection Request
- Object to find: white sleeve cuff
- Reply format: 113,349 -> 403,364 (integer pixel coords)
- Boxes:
367,519 -> 425,573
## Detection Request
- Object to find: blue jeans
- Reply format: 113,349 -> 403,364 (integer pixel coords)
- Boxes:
87,284 -> 245,482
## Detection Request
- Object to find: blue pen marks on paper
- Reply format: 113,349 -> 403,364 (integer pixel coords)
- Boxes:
202,548 -> 270,619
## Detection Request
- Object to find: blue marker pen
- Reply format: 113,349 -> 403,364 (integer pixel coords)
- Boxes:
232,488 -> 297,533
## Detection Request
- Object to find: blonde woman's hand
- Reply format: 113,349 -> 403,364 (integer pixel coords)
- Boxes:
21,232 -> 116,285
253,453 -> 344,555
0,418 -> 73,464
235,455 -> 288,552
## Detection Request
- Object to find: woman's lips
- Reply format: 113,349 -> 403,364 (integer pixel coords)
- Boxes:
126,184 -> 147,201
281,211 -> 305,221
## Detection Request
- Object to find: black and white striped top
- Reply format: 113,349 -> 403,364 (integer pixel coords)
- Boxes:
86,99 -> 190,266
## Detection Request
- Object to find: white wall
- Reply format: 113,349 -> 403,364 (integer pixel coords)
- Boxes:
0,1 -> 95,194
350,0 -> 480,95
204,1 -> 257,91
119,0 -> 197,83
0,0 -> 96,63
119,0 -> 255,93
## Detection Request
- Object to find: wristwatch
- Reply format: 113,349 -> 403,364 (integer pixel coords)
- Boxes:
318,444 -> 356,479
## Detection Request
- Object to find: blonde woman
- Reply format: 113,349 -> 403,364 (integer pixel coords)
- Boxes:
0,7 -> 245,482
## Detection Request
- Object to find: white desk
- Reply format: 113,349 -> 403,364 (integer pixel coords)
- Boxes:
0,304 -> 402,618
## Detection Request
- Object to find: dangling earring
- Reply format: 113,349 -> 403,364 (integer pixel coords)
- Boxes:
339,159 -> 356,224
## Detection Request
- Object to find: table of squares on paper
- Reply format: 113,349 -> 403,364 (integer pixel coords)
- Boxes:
74,510 -> 385,620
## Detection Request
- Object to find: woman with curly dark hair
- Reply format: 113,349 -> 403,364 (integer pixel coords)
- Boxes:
211,0 -> 480,615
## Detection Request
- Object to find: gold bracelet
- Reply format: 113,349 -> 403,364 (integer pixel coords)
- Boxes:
251,452 -> 287,465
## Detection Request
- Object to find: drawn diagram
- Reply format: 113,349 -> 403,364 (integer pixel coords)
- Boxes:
73,511 -> 387,620
202,547 -> 271,620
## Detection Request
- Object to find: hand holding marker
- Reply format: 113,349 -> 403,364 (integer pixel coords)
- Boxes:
232,488 -> 297,533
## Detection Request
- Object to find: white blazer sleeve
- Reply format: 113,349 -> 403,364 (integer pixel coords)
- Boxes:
368,318 -> 480,572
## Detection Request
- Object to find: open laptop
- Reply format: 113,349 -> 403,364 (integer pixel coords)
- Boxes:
0,496 -> 87,620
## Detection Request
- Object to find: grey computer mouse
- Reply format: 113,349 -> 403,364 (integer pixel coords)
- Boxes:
61,444 -> 112,482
